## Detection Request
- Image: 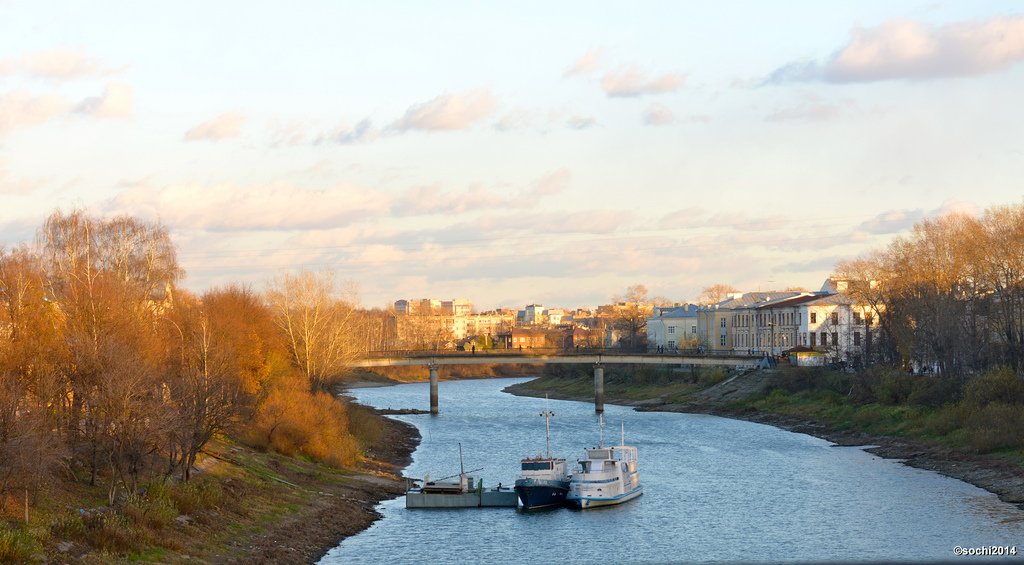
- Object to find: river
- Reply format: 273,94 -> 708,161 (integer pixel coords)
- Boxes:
321,377 -> 1023,564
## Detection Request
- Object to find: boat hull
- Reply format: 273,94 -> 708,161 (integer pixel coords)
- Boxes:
567,485 -> 643,509
406,488 -> 519,508
514,478 -> 570,510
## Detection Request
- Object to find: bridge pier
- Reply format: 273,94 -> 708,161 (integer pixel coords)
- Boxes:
429,363 -> 439,415
594,363 -> 604,413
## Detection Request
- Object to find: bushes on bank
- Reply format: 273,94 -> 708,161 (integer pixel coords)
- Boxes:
243,387 -> 359,467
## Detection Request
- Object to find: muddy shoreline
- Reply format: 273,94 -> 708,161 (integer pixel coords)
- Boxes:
504,382 -> 1024,512
229,401 -> 420,564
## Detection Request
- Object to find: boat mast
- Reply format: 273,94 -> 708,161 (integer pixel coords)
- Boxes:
598,413 -> 604,448
459,442 -> 465,476
540,394 -> 554,460
620,421 -> 625,447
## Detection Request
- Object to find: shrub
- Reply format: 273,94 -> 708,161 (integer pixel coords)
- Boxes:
964,402 -> 1024,453
244,387 -> 360,467
50,512 -> 86,539
124,484 -> 178,529
0,525 -> 41,564
80,509 -> 141,552
171,478 -> 223,515
697,367 -> 728,387
963,369 -> 1024,407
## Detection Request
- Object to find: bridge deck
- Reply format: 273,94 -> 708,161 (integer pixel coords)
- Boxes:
351,353 -> 760,368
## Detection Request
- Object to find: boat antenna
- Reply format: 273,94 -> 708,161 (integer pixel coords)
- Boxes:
621,420 -> 625,447
459,442 -> 465,476
540,394 -> 554,460
598,413 -> 604,448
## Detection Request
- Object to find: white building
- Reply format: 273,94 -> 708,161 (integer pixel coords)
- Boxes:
646,305 -> 700,351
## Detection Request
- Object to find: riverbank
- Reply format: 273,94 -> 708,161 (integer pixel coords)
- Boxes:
12,397 -> 419,564
222,402 -> 420,564
504,371 -> 1024,511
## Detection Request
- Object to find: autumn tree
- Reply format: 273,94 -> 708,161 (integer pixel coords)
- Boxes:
610,284 -> 653,352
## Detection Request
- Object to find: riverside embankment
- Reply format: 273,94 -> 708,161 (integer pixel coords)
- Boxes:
503,368 -> 1024,512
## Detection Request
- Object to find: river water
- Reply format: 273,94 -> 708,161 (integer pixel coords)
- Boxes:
321,378 -> 1023,564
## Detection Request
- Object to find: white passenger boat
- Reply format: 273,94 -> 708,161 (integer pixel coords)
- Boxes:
566,417 -> 642,509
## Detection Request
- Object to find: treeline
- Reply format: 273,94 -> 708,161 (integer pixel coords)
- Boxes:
838,202 -> 1024,376
0,210 -> 363,512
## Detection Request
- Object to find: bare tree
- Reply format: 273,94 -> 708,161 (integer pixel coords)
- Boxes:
697,283 -> 739,305
267,270 -> 360,391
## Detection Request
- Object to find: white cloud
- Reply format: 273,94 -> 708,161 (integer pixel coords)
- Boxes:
20,48 -> 104,80
0,89 -> 68,134
268,119 -> 312,147
566,114 -> 597,130
767,15 -> 1024,83
766,94 -> 845,122
106,182 -> 390,231
76,82 -> 133,118
855,208 -> 926,235
184,112 -> 246,141
601,66 -> 685,97
315,118 -> 377,144
528,169 -> 570,197
390,89 -> 497,132
643,103 -> 674,125
563,48 -> 606,78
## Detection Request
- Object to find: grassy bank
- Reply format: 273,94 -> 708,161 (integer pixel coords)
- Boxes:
0,399 -> 418,564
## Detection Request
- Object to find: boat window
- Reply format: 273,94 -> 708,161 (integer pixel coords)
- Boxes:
521,461 -> 553,471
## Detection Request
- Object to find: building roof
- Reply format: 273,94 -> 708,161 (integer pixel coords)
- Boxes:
714,291 -> 803,309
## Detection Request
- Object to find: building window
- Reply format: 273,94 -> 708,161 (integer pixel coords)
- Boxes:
832,332 -> 838,345
719,335 -> 726,346
668,326 -> 675,335
854,331 -> 861,346
821,332 -> 827,346
831,312 -> 839,325
691,325 -> 697,334
810,333 -> 816,347
720,318 -> 726,328
810,312 -> 817,324
854,312 -> 862,325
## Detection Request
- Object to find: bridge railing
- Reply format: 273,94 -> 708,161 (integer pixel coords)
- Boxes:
357,347 -> 761,359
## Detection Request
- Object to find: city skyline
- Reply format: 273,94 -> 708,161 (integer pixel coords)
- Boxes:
2,2 -> 1023,309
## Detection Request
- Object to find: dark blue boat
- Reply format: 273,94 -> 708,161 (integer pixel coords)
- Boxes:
514,401 -> 571,510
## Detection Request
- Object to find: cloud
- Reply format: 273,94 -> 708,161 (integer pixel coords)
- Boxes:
643,103 -> 674,125
0,89 -> 68,134
184,112 -> 246,141
0,47 -> 119,81
767,15 -> 1024,83
855,208 -> 926,235
106,182 -> 390,231
566,115 -> 597,130
563,48 -> 606,78
315,118 -> 377,145
766,94 -> 845,122
528,169 -> 570,197
389,89 -> 497,131
20,48 -> 104,80
601,66 -> 685,97
268,119 -> 311,147
76,82 -> 133,118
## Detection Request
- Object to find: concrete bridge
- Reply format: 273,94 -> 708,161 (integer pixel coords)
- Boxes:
350,350 -> 762,414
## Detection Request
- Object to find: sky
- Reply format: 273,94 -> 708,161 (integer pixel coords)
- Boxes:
1,1 -> 1023,310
